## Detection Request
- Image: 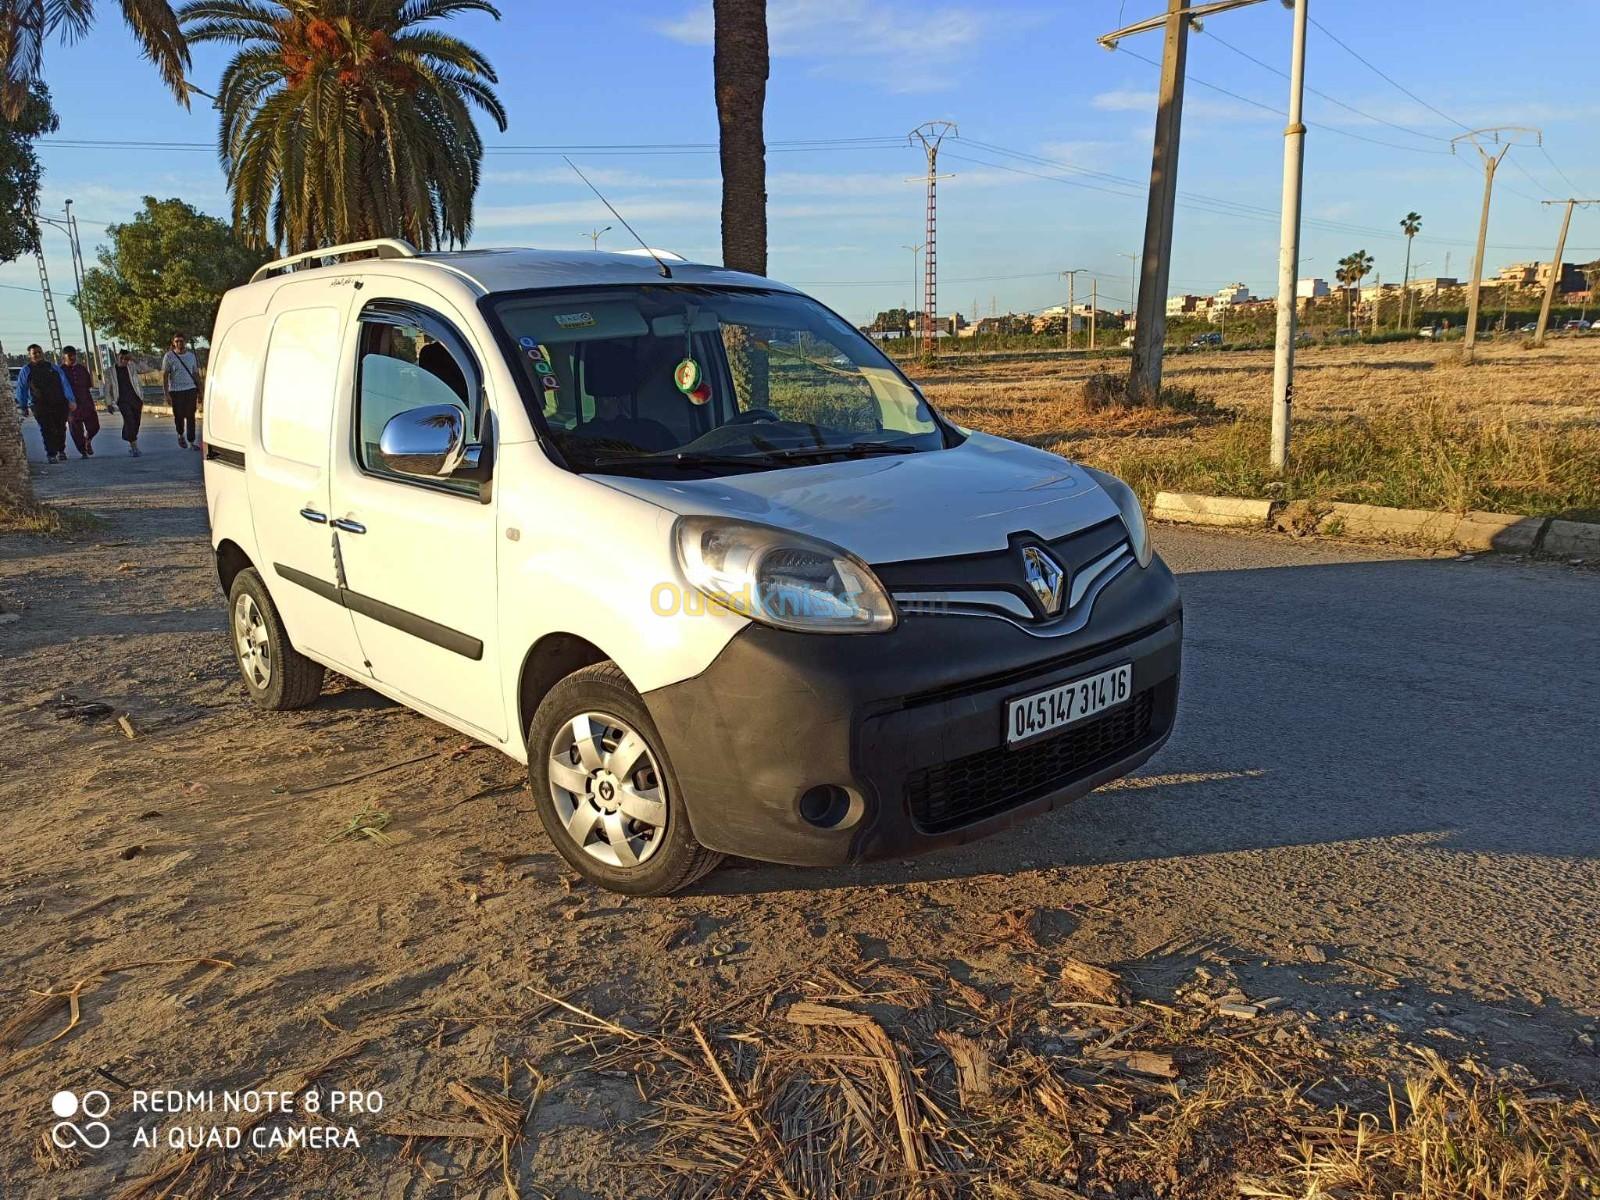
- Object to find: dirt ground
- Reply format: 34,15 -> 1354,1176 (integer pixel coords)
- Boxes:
2,418 -> 1598,1198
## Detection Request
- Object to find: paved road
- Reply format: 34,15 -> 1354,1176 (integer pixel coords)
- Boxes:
10,420 -> 1600,1082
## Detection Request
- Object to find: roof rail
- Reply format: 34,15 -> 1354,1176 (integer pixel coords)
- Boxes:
250,238 -> 419,284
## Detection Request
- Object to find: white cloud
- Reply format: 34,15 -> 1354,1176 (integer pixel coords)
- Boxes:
657,0 -> 995,93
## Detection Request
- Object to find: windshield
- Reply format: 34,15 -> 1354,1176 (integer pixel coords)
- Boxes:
490,286 -> 955,475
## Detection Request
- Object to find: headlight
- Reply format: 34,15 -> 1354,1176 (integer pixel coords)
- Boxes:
674,516 -> 897,633
1083,466 -> 1153,567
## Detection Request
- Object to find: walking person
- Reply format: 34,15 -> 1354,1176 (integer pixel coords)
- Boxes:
16,344 -> 75,464
161,334 -> 202,450
109,349 -> 144,457
61,346 -> 100,457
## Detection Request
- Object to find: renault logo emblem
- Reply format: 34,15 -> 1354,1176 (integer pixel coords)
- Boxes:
1021,546 -> 1067,616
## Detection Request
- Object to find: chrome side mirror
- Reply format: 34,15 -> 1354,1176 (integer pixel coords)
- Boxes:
378,404 -> 473,478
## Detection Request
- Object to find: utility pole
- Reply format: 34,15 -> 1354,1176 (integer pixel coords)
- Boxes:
1371,271 -> 1381,336
1108,0 -> 1189,399
1266,0 -> 1308,469
63,201 -> 100,387
584,225 -> 612,250
1060,268 -> 1086,349
902,243 -> 925,349
1118,251 -> 1139,331
909,121 -> 957,358
1534,199 -> 1595,347
1091,279 -> 1098,350
1453,127 -> 1539,364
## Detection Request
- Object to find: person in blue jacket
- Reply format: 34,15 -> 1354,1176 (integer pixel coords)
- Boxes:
16,344 -> 76,464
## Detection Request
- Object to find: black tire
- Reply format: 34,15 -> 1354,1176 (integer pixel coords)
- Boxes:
227,567 -> 325,711
528,661 -> 721,896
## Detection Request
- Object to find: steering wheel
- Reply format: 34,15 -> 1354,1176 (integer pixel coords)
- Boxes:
726,408 -> 781,425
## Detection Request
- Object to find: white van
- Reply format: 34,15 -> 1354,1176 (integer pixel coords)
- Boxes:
204,240 -> 1182,894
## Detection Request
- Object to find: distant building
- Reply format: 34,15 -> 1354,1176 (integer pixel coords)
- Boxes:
1297,277 -> 1330,300
1535,262 -> 1588,294
1166,294 -> 1211,317
1213,282 -> 1252,308
1407,277 -> 1459,296
1492,262 -> 1541,289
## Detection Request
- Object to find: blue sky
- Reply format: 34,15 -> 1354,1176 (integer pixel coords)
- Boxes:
5,0 -> 1597,348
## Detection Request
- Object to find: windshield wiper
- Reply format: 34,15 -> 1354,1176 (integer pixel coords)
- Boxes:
756,441 -> 921,460
579,448 -> 787,472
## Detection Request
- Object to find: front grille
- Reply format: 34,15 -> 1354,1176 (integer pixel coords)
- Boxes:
906,690 -> 1155,833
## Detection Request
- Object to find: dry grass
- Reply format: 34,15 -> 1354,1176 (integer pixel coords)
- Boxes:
914,339 -> 1600,521
548,943 -> 1600,1200
0,492 -> 102,536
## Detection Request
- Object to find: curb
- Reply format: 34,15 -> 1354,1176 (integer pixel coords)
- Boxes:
1152,491 -> 1596,557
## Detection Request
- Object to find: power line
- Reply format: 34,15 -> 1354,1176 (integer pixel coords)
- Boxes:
949,138 -> 1590,253
1112,44 -> 1454,156
1198,27 -> 1444,146
1307,15 -> 1470,131
1539,145 -> 1588,198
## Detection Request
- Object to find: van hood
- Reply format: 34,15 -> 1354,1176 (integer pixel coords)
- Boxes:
594,432 -> 1123,563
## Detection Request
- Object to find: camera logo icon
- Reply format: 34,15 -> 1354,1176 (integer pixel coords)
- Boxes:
50,1089 -> 112,1150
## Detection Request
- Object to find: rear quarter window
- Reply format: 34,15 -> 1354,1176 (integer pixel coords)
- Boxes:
203,316 -> 267,448
260,307 -> 342,467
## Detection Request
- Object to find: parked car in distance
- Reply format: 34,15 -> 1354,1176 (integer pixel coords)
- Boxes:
1519,323 -> 1537,334
1331,327 -> 1359,339
1564,319 -> 1591,332
1417,325 -> 1438,339
1189,332 -> 1222,348
202,240 -> 1184,895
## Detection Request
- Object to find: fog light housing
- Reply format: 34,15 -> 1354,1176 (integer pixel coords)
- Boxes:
798,785 -> 856,829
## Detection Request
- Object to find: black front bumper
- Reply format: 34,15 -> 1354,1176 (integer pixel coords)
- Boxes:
642,555 -> 1183,866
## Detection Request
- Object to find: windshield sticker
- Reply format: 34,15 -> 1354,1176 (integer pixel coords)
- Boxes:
673,358 -> 702,394
518,336 -> 538,349
554,312 -> 597,329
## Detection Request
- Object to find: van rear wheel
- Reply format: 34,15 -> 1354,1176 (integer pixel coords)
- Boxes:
528,661 -> 720,896
228,567 -> 325,711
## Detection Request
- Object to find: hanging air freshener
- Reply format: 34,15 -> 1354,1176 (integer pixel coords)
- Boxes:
688,381 -> 712,405
673,357 -> 701,394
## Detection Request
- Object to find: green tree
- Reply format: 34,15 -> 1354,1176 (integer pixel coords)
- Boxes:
0,83 -> 58,504
179,0 -> 508,252
0,1 -> 189,118
1398,211 -> 1422,328
76,197 -> 268,350
1336,250 -> 1374,328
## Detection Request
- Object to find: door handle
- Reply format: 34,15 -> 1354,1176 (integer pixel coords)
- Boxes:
300,508 -> 328,524
331,518 -> 366,535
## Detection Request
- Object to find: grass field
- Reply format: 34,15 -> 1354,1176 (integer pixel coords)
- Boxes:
910,337 -> 1600,522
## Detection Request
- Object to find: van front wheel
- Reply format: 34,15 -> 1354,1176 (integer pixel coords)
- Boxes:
227,567 -> 325,711
528,661 -> 721,896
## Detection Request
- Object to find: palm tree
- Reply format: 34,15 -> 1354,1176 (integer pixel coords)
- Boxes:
713,0 -> 768,276
1336,250 -> 1374,328
1399,211 -> 1422,328
0,1 -> 190,118
179,0 -> 508,253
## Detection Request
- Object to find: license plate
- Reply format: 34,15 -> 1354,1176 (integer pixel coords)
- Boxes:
1006,664 -> 1133,747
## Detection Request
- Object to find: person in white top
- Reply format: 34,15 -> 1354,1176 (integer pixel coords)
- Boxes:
161,334 -> 203,450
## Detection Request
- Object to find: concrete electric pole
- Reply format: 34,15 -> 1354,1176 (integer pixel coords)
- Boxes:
1534,199 -> 1595,347
1269,0 -> 1308,470
1100,0 -> 1293,408
1060,268 -> 1087,349
902,243 -> 925,347
1452,127 -> 1540,365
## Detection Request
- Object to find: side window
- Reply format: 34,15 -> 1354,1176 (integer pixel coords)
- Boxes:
261,307 -> 342,466
355,308 -> 479,493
